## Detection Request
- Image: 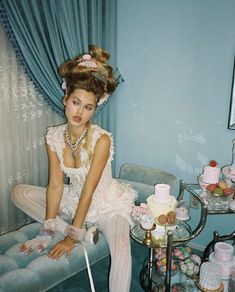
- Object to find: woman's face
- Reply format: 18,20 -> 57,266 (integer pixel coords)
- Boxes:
64,89 -> 96,128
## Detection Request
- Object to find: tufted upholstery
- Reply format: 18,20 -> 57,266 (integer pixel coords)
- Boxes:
0,163 -> 176,291
0,222 -> 109,292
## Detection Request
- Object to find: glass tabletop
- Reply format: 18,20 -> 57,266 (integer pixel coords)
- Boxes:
130,222 -> 192,248
184,183 -> 235,214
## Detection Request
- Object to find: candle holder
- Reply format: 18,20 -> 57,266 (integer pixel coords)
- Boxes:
141,223 -> 156,245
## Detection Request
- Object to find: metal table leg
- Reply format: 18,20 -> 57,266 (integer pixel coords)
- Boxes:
165,230 -> 174,292
147,247 -> 154,290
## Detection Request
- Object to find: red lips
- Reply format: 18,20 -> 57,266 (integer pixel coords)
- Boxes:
73,116 -> 81,123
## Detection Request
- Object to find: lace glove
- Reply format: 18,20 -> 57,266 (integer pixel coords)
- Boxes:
19,219 -> 56,254
64,224 -> 86,244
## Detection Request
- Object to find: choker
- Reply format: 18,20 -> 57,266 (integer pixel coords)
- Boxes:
65,125 -> 88,160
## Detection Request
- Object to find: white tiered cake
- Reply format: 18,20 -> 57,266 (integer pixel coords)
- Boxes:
198,262 -> 222,291
146,184 -> 177,238
209,242 -> 235,280
147,184 -> 177,219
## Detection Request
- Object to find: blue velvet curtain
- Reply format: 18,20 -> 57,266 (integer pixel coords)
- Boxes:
0,0 -> 119,177
0,0 -> 119,123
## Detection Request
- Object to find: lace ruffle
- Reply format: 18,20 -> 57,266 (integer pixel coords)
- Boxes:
59,179 -> 137,225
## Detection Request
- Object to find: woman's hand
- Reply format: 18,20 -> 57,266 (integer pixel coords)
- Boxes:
19,236 -> 52,254
48,237 -> 76,260
19,219 -> 56,255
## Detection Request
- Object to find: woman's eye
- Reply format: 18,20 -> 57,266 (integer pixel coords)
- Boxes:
85,106 -> 93,111
72,100 -> 80,106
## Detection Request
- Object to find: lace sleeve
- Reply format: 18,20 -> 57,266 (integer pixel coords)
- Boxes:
45,125 -> 66,154
45,127 -> 56,152
91,125 -> 114,162
107,133 -> 114,162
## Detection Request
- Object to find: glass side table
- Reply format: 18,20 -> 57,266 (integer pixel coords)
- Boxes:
131,224 -> 192,291
177,180 -> 235,214
130,186 -> 208,292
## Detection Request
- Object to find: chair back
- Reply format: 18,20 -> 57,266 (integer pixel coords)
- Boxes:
119,162 -> 176,191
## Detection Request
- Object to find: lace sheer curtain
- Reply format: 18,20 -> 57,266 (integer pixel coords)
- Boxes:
0,23 -> 64,234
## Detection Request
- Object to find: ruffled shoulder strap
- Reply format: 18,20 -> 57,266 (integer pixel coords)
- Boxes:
45,124 -> 66,158
91,124 -> 114,162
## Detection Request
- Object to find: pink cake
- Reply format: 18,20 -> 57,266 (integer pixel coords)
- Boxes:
202,161 -> 220,184
176,207 -> 189,220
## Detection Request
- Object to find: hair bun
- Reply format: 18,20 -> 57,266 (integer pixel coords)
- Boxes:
58,44 -> 117,99
89,44 -> 109,63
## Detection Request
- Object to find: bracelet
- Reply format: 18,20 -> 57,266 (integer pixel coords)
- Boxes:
64,236 -> 78,246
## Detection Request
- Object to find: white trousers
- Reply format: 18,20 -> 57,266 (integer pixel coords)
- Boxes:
12,184 -> 131,292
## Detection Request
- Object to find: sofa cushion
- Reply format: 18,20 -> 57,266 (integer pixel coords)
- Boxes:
0,222 -> 110,291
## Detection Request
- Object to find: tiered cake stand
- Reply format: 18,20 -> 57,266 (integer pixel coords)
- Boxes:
130,181 -> 208,292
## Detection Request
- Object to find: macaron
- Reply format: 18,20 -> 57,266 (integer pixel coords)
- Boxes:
223,188 -> 234,196
207,184 -> 218,193
218,180 -> 228,190
213,187 -> 223,196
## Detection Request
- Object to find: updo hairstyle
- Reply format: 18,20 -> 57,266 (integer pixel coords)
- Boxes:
59,44 -> 117,104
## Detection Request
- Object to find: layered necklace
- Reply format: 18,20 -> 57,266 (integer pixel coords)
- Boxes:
65,125 -> 88,160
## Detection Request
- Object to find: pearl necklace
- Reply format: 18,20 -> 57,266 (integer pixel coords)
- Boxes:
65,125 -> 88,160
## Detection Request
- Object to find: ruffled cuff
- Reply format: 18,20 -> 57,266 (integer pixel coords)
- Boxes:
39,218 -> 56,238
64,224 -> 85,242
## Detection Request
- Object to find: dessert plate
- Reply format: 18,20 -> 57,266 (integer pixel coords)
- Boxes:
176,215 -> 190,221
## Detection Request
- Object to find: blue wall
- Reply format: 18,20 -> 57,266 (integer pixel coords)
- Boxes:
116,0 -> 235,248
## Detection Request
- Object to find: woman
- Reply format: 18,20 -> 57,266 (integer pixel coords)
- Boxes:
12,44 -> 137,291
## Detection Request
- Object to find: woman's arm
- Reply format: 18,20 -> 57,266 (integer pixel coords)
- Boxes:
19,142 -> 64,255
72,133 -> 111,227
45,141 -> 64,220
48,133 -> 111,259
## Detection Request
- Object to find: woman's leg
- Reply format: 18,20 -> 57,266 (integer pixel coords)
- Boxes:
99,214 -> 132,292
11,184 -> 67,234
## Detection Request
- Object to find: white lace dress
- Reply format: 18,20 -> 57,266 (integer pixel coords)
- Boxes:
46,123 -> 137,225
